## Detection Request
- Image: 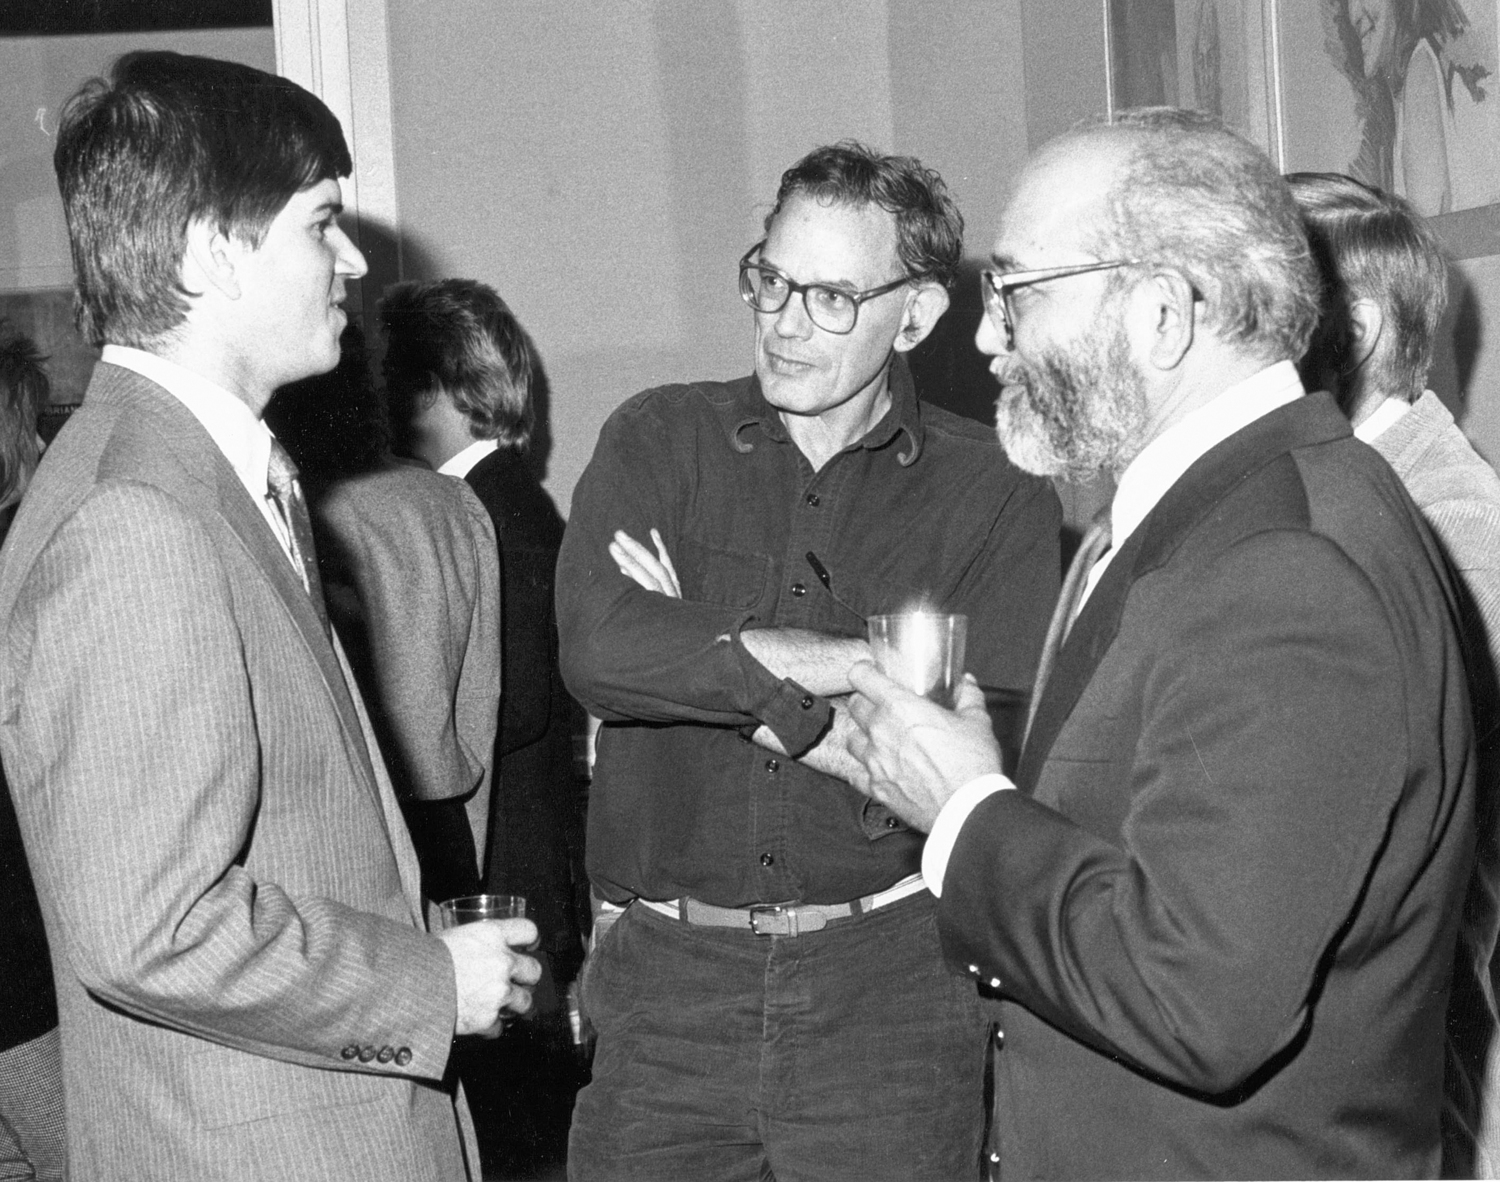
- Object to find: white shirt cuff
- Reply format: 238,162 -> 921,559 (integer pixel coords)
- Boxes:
921,772 -> 1012,897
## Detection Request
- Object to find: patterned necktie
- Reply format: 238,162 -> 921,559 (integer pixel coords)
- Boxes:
265,439 -> 329,630
1023,510 -> 1112,746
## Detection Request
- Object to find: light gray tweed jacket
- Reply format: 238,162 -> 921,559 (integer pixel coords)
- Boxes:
0,364 -> 471,1182
1370,390 -> 1500,1179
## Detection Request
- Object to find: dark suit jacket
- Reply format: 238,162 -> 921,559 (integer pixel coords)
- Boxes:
940,393 -> 1475,1178
0,366 -> 467,1181
464,448 -> 586,982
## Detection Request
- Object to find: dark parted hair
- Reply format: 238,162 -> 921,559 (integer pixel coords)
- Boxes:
54,50 -> 353,349
766,141 -> 964,289
0,326 -> 49,511
1075,108 -> 1320,363
379,278 -> 538,451
1287,171 -> 1448,405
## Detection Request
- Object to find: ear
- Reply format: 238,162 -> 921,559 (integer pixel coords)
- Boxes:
181,218 -> 244,302
1136,269 -> 1197,371
1346,297 -> 1384,371
892,282 -> 951,354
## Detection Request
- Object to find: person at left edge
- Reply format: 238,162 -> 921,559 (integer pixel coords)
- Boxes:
558,141 -> 1062,1182
0,51 -> 539,1182
0,329 -> 64,1182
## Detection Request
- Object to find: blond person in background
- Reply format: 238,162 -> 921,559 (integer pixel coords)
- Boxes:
1291,170 -> 1500,1178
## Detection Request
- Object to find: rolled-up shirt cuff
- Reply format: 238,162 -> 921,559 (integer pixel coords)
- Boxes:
921,772 -> 1013,897
728,618 -> 833,757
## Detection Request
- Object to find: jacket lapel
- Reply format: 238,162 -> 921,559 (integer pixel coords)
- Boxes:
87,370 -> 400,841
1016,393 -> 1352,793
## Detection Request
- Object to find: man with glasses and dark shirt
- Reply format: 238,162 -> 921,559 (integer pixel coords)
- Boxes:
557,141 -> 1061,1182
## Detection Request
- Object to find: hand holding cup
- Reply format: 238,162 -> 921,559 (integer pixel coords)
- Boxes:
436,895 -> 540,1037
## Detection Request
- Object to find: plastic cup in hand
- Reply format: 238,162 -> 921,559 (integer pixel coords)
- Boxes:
867,612 -> 968,708
438,893 -> 527,929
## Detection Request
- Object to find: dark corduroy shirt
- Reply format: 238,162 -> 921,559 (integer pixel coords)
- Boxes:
558,361 -> 1061,907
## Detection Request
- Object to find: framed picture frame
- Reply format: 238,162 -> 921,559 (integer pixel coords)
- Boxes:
1269,0 -> 1500,258
1105,0 -> 1279,152
1107,0 -> 1500,258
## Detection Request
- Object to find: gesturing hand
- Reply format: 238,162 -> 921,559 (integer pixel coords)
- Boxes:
610,528 -> 680,597
845,665 -> 1004,833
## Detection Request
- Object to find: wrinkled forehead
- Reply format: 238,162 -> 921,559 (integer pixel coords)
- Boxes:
763,192 -> 903,283
991,135 -> 1125,268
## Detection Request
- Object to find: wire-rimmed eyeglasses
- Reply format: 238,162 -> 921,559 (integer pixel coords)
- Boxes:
739,242 -> 918,335
980,259 -> 1139,351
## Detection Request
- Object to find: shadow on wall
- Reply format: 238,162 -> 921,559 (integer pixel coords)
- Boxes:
1433,266 -> 1483,418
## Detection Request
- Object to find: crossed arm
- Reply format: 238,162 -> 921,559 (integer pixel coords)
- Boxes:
608,527 -> 869,784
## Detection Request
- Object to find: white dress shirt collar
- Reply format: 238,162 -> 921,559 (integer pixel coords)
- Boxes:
1352,393 -> 1412,443
438,438 -> 498,478
1107,360 -> 1305,555
101,344 -> 276,503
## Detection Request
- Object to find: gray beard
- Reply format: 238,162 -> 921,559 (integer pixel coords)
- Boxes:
994,325 -> 1150,481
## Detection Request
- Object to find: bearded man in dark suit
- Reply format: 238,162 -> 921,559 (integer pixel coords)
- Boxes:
0,52 -> 538,1181
847,108 -> 1476,1178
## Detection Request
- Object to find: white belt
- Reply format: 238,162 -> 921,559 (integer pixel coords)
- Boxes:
619,871 -> 928,936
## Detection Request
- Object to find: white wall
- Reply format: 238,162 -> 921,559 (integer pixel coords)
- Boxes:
384,0 -> 1030,517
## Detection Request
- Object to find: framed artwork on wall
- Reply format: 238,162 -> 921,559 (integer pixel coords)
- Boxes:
1274,0 -> 1500,258
1108,0 -> 1500,258
1106,0 -> 1277,151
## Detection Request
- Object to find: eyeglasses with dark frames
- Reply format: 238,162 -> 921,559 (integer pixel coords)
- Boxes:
739,242 -> 918,335
980,259 -> 1139,350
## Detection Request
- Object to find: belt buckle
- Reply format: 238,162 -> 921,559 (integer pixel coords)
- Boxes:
748,904 -> 788,936
748,904 -> 828,936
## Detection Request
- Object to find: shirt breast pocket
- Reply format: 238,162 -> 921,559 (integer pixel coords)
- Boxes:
675,538 -> 772,610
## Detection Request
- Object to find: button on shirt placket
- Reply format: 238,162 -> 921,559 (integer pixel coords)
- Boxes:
559,360 -> 1063,910
748,458 -> 850,893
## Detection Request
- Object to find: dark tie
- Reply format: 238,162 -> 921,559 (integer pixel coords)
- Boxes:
265,439 -> 329,629
1023,510 -> 1112,746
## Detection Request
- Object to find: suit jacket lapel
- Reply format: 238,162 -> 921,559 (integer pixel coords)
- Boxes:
1016,393 -> 1352,793
88,370 -> 405,852
1016,524 -> 1142,791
